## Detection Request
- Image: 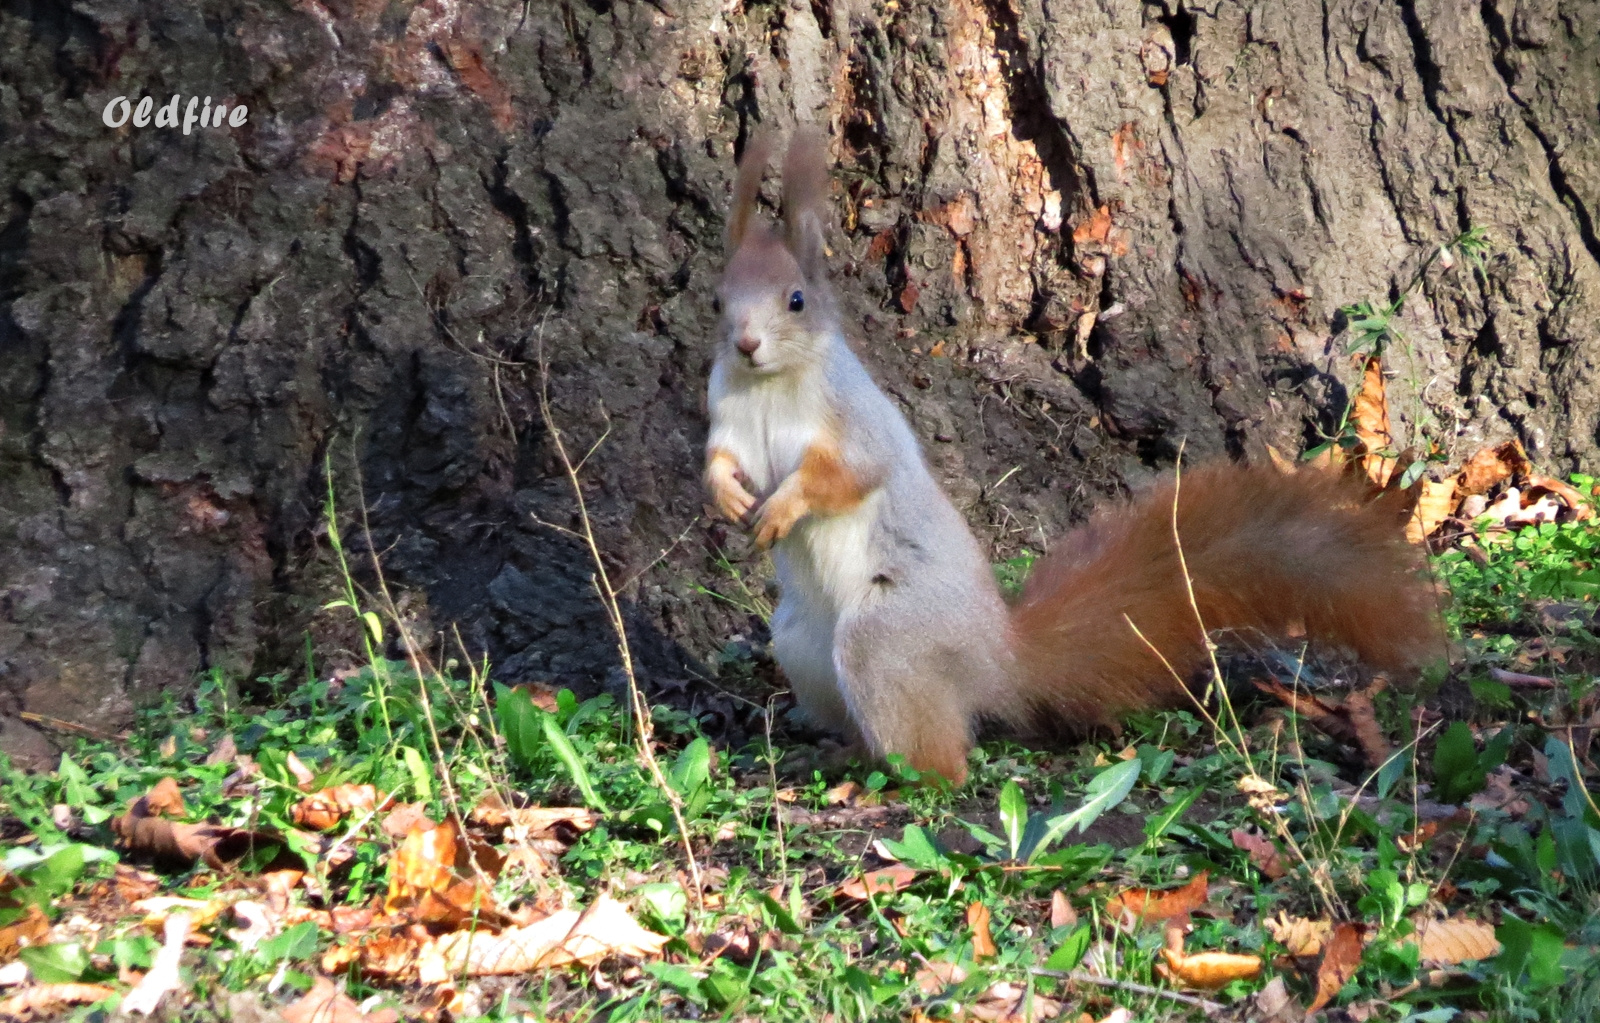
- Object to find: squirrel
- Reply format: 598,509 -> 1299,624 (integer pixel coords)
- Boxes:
703,128 -> 1445,785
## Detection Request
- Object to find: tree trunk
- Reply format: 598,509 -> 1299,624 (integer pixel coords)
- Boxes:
2,0 -> 1596,765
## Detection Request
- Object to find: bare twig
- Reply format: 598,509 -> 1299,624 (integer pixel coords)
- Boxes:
532,335 -> 705,905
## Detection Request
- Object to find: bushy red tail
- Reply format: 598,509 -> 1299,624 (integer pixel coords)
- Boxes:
1005,464 -> 1446,728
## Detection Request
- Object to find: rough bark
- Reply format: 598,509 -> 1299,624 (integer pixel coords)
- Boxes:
1,0 -> 1596,765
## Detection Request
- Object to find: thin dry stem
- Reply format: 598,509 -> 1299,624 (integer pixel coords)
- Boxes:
533,338 -> 705,905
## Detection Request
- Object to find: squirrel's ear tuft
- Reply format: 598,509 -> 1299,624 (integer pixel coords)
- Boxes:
781,126 -> 830,280
726,130 -> 775,254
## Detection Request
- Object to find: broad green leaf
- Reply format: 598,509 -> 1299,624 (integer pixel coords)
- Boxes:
400,746 -> 432,804
259,921 -> 320,962
539,708 -> 607,812
636,882 -> 688,934
20,942 -> 87,983
999,780 -> 1027,860
670,738 -> 711,798
1493,917 -> 1566,989
879,825 -> 944,870
1431,722 -> 1482,804
496,684 -> 542,771
1141,787 -> 1201,849
1026,759 -> 1140,864
1044,924 -> 1091,972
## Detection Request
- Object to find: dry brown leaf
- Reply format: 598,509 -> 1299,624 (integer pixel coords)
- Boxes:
914,959 -> 969,994
291,784 -> 384,832
1254,976 -> 1306,1022
1265,445 -> 1298,474
282,975 -> 398,1023
0,983 -> 118,1017
1265,913 -> 1332,958
837,864 -> 920,901
380,802 -> 432,839
283,751 -> 317,790
1049,890 -> 1077,929
1309,922 -> 1365,1011
1104,871 -> 1209,929
1354,356 -> 1396,487
0,903 -> 49,960
122,912 -> 190,1015
1237,775 -> 1287,812
1468,767 -> 1531,816
429,893 -> 668,976
964,980 -> 1064,1021
1230,828 -> 1287,879
133,896 -> 230,931
384,818 -> 508,930
1408,917 -> 1501,965
112,782 -> 295,872
1344,680 -> 1395,769
1158,945 -> 1262,990
1525,475 -> 1594,520
1406,477 -> 1459,543
1255,679 -> 1391,767
1457,440 -> 1530,497
1396,821 -> 1440,854
144,777 -> 187,817
968,902 -> 998,959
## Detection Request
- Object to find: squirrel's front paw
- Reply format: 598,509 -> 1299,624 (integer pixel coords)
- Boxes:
753,487 -> 807,547
711,475 -> 757,525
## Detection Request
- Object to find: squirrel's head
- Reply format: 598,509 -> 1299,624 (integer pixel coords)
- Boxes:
715,127 -> 836,375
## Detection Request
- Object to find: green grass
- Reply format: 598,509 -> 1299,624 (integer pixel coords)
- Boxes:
4,490 -> 1600,1021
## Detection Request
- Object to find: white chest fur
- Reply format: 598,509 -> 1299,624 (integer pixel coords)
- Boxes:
707,363 -> 829,496
707,361 -> 881,613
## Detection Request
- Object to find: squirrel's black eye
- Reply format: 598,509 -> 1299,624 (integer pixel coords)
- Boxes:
788,290 -> 805,312
711,296 -> 722,314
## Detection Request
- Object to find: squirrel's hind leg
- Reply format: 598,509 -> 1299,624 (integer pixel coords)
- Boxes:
832,608 -> 976,785
771,597 -> 856,738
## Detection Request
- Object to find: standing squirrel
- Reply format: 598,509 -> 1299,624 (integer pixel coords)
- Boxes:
704,129 -> 1444,785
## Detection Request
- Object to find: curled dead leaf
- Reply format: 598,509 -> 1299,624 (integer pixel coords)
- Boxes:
837,863 -> 919,901
1158,944 -> 1262,990
1265,913 -> 1332,958
430,893 -> 668,976
0,983 -> 118,1018
967,902 -> 998,960
1353,356 -> 1395,488
1457,440 -> 1530,497
1309,922 -> 1365,1012
1230,828 -> 1287,880
1104,871 -> 1208,930
1406,477 -> 1459,543
113,780 -> 296,871
1408,917 -> 1501,965
282,975 -> 398,1023
384,818 -> 509,930
291,784 -> 385,832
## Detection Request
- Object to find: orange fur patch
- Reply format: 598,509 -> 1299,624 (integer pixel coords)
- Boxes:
798,437 -> 868,514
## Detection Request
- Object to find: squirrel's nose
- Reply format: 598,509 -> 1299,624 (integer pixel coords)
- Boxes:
736,336 -> 760,355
